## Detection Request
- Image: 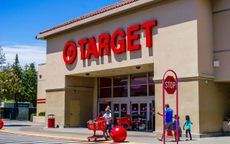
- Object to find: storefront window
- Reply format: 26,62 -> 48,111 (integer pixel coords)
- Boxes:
99,77 -> 112,98
130,73 -> 147,97
148,72 -> 155,96
113,75 -> 128,97
99,103 -> 110,115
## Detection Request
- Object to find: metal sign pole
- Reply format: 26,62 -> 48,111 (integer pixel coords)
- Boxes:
162,77 -> 166,144
162,69 -> 179,144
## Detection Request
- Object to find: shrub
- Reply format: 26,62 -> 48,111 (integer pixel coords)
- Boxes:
38,112 -> 45,116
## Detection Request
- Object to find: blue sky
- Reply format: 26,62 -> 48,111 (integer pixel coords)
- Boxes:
0,0 -> 120,67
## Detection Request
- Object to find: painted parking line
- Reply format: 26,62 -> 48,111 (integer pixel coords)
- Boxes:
0,129 -> 87,142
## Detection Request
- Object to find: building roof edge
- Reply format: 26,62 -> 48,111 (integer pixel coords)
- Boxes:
36,0 -> 159,39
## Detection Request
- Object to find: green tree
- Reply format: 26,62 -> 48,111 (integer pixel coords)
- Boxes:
0,68 -> 24,103
0,54 -> 37,107
0,46 -> 6,70
0,69 -> 10,101
23,63 -> 37,107
12,54 -> 23,78
10,54 -> 25,107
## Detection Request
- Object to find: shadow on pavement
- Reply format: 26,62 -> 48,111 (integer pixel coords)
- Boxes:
4,124 -> 31,127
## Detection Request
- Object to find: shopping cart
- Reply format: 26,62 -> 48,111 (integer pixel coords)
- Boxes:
87,117 -> 107,142
116,116 -> 131,129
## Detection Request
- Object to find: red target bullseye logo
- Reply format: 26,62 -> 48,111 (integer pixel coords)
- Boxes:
63,41 -> 77,64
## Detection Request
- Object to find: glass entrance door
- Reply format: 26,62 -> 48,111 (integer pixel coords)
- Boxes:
113,104 -> 120,125
121,104 -> 128,117
140,103 -> 147,131
112,103 -> 128,125
149,101 -> 155,131
131,102 -> 150,131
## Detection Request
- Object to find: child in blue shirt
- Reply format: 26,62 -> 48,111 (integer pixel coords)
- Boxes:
183,115 -> 193,141
172,115 -> 182,141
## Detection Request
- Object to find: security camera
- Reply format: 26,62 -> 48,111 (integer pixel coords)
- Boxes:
136,66 -> 141,69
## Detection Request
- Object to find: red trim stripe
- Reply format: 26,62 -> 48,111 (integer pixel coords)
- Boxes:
37,98 -> 46,101
37,98 -> 46,104
37,101 -> 46,104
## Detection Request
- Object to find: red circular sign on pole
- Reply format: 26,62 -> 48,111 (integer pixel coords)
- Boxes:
63,41 -> 77,64
164,76 -> 177,94
162,70 -> 179,144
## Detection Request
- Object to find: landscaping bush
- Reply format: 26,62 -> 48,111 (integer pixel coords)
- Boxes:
38,112 -> 45,116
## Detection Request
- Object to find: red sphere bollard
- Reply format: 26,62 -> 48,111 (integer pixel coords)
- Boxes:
110,126 -> 127,142
0,119 -> 4,129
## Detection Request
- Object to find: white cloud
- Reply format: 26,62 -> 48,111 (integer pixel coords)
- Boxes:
2,44 -> 46,68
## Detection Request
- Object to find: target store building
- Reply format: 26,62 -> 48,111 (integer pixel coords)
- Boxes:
36,0 -> 230,134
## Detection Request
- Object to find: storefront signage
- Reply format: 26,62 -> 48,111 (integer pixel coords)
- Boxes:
164,76 -> 176,94
63,20 -> 157,64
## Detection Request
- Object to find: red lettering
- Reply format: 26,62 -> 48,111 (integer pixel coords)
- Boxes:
127,25 -> 141,51
111,29 -> 126,54
98,33 -> 111,56
86,37 -> 99,59
63,20 -> 158,65
78,38 -> 88,60
63,41 -> 77,64
141,20 -> 157,48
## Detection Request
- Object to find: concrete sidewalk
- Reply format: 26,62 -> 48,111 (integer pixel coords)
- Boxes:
1,120 -> 230,144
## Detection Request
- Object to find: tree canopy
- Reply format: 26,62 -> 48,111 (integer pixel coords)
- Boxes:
0,54 -> 37,107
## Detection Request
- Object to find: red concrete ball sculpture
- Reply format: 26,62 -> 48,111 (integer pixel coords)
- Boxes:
110,126 -> 127,142
0,119 -> 4,129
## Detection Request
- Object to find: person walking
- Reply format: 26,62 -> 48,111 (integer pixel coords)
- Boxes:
157,104 -> 173,141
172,114 -> 182,141
103,107 -> 112,138
183,115 -> 193,141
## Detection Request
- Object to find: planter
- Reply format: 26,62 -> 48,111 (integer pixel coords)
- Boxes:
33,116 -> 45,124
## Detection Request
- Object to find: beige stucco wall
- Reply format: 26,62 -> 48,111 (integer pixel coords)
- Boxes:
197,0 -> 214,78
199,79 -> 230,133
65,76 -> 94,127
37,104 -> 46,115
65,88 -> 93,127
37,64 -> 46,99
213,0 -> 230,81
212,0 -> 230,12
155,80 -> 200,133
46,91 -> 65,126
37,64 -> 47,114
44,0 -> 199,90
154,0 -> 198,80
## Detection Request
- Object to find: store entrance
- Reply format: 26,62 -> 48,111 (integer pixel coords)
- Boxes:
97,72 -> 155,131
131,102 -> 154,131
98,100 -> 155,131
112,102 -> 129,125
131,103 -> 147,131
